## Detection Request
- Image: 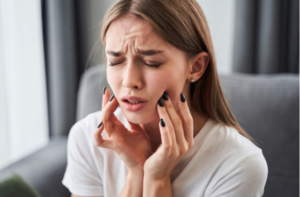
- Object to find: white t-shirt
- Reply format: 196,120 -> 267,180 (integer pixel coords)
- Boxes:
62,107 -> 268,197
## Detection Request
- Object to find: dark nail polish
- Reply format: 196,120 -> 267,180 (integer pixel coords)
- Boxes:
109,95 -> 115,102
158,98 -> 164,107
97,121 -> 103,128
162,91 -> 169,100
180,93 -> 186,102
160,118 -> 166,127
103,86 -> 106,95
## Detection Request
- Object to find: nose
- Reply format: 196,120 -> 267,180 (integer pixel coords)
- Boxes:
122,62 -> 143,90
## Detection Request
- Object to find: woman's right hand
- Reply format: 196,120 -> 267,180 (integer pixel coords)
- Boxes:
93,87 -> 153,173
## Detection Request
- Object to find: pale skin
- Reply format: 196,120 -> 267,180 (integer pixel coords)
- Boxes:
73,14 -> 209,197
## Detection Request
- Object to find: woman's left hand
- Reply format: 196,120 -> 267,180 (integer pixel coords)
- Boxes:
143,92 -> 194,180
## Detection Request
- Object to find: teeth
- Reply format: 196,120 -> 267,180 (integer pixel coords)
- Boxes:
127,100 -> 143,104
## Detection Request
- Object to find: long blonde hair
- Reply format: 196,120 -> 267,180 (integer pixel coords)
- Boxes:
100,0 -> 254,142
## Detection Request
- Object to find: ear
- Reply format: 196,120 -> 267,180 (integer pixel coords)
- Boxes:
188,52 -> 209,82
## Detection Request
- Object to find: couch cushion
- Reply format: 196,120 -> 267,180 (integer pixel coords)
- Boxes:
76,65 -> 111,121
219,73 -> 299,197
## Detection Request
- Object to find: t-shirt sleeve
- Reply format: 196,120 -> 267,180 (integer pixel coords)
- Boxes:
62,121 -> 104,196
206,150 -> 268,197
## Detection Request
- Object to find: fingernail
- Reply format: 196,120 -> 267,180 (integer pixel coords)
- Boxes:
109,95 -> 115,102
97,121 -> 103,128
103,86 -> 106,95
180,93 -> 186,102
158,98 -> 164,107
160,118 -> 166,127
162,91 -> 169,100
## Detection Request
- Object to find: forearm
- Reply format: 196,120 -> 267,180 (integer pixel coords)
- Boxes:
143,175 -> 172,197
120,170 -> 144,197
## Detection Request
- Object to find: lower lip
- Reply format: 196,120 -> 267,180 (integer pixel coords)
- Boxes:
122,101 -> 148,112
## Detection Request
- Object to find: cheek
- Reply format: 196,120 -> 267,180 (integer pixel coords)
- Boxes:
107,67 -> 122,93
163,68 -> 187,110
145,69 -> 185,104
145,71 -> 169,95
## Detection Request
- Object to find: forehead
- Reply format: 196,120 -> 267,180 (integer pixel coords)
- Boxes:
105,14 -> 166,51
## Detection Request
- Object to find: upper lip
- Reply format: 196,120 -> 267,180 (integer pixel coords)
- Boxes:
121,95 -> 148,102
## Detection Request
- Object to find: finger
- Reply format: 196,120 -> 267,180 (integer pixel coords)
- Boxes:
157,98 -> 176,146
102,86 -> 111,110
178,93 -> 194,147
159,118 -> 172,149
161,92 -> 186,146
100,94 -> 119,137
101,94 -> 119,122
93,121 -> 114,149
104,117 -> 113,138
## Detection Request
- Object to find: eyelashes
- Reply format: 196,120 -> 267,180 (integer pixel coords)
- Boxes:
109,61 -> 161,68
109,61 -> 124,66
143,62 -> 161,68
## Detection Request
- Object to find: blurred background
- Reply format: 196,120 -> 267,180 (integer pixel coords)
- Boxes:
0,0 -> 298,197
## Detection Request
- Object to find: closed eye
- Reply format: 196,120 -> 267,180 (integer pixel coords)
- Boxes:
109,61 -> 124,66
108,61 -> 162,68
144,62 -> 161,68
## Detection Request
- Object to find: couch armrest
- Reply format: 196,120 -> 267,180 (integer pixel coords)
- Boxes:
0,136 -> 70,197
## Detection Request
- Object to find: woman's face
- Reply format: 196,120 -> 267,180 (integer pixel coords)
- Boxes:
105,14 -> 191,124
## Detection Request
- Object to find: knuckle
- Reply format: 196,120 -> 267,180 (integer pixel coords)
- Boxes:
173,118 -> 182,127
164,100 -> 172,108
174,149 -> 180,158
186,116 -> 193,124
179,144 -> 188,154
160,108 -> 168,117
164,143 -> 172,151
161,129 -> 169,136
168,150 -> 178,160
188,140 -> 194,148
94,139 -> 101,146
166,125 -> 174,134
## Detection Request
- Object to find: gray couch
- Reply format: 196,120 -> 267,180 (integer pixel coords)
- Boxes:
0,65 -> 298,197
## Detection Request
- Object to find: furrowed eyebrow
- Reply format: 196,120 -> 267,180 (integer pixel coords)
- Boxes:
137,49 -> 164,56
106,49 -> 164,56
106,51 -> 124,57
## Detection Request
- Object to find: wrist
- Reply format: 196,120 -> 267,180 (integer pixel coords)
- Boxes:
144,173 -> 170,183
144,170 -> 171,181
128,165 -> 144,177
143,174 -> 172,197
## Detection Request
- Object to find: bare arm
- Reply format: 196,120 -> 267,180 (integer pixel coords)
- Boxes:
119,169 -> 144,197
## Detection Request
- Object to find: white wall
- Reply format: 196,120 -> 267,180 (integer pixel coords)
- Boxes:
0,0 -> 49,169
197,0 -> 236,74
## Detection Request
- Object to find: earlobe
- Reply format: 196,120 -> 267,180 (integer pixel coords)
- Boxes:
188,52 -> 209,82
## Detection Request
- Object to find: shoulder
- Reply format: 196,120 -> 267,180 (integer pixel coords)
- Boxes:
204,119 -> 264,157
68,110 -> 101,146
202,119 -> 268,195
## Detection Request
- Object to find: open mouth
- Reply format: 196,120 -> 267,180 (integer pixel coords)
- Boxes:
124,100 -> 146,104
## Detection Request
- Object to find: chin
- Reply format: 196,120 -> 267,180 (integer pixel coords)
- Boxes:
122,109 -> 158,125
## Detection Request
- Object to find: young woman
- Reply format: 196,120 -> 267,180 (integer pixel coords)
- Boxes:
62,0 -> 268,196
